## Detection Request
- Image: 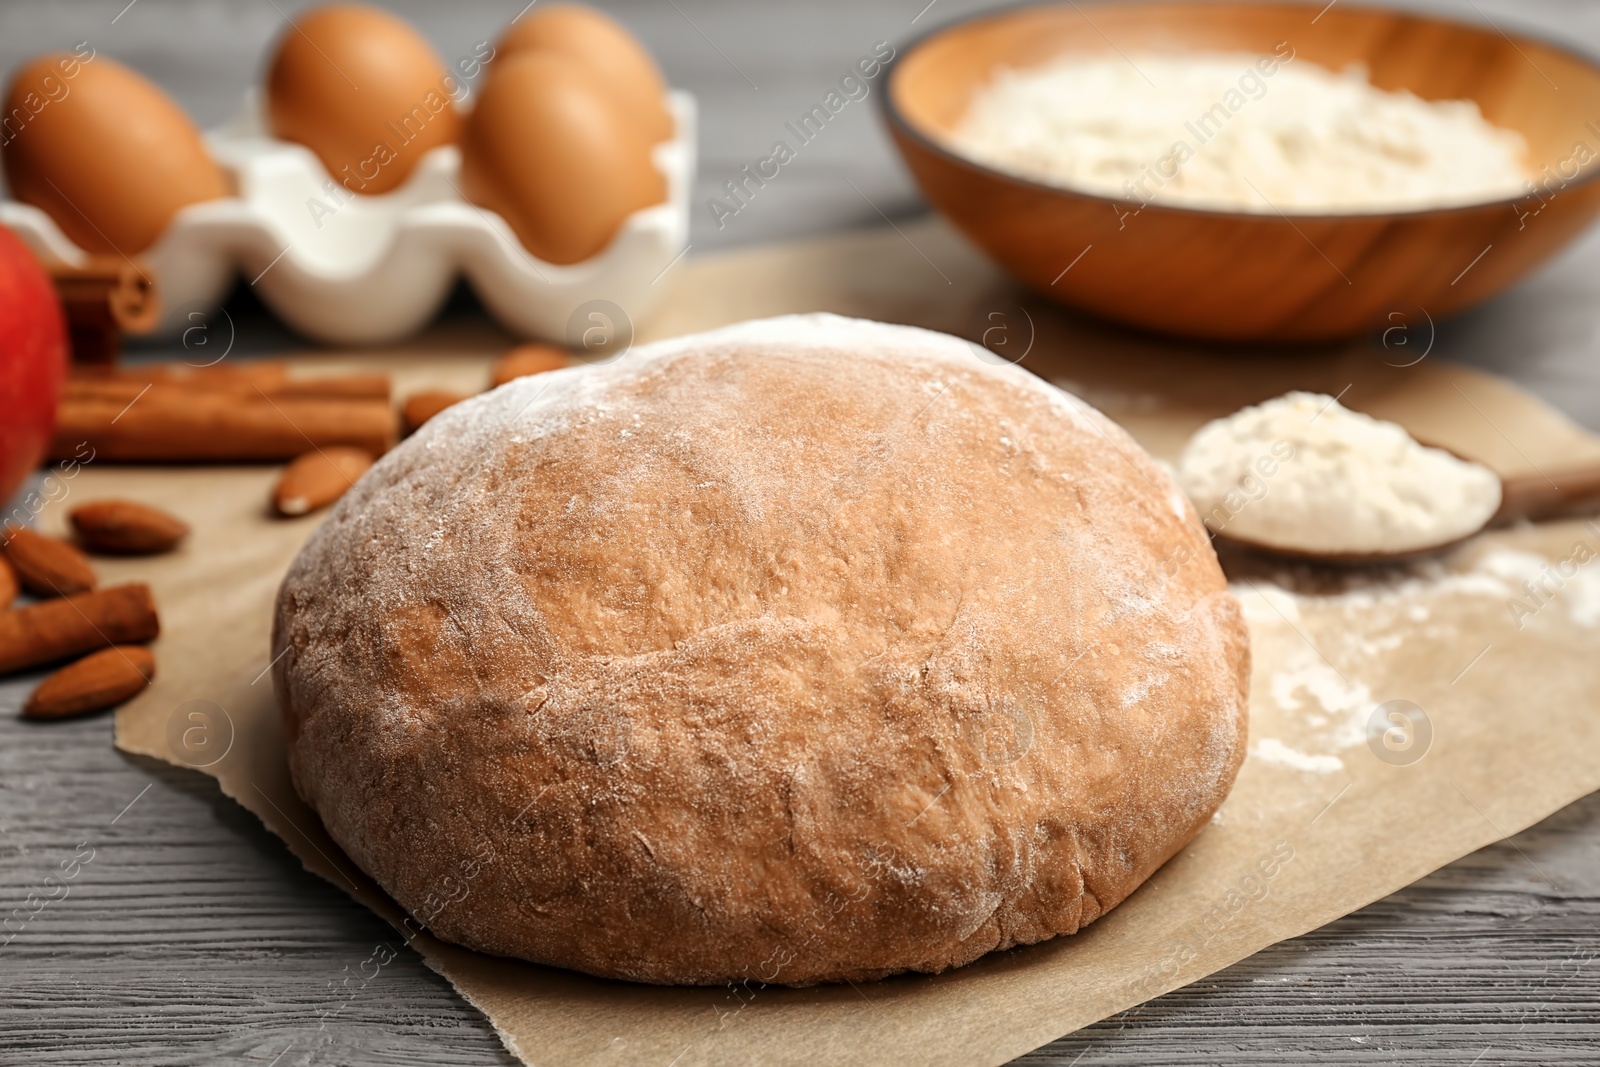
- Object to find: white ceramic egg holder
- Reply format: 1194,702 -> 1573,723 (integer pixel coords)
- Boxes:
0,89 -> 695,345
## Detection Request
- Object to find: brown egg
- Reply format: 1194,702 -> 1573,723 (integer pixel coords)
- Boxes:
495,4 -> 673,143
460,52 -> 665,266
266,3 -> 461,196
1,52 -> 228,255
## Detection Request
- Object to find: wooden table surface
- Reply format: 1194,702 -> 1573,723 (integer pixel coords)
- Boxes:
2,1 -> 1599,1064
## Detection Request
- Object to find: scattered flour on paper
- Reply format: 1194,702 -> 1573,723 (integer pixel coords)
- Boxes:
1240,543 -> 1600,634
1268,663 -> 1372,750
1476,545 -> 1600,628
1250,737 -> 1345,775
1236,538 -> 1600,774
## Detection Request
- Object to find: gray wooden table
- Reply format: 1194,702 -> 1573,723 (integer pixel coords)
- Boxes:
3,1 -> 1599,1064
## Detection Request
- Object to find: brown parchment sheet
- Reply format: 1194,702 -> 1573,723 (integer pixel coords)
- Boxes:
38,218 -> 1598,1066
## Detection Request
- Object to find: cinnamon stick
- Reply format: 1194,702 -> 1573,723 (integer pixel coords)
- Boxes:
270,374 -> 391,400
48,258 -> 160,365
50,393 -> 398,462
0,583 -> 160,675
70,361 -> 289,389
63,372 -> 392,404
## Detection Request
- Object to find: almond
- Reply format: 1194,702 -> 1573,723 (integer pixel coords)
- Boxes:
273,447 -> 374,517
1,525 -> 97,596
402,389 -> 469,436
0,556 -> 16,610
24,645 -> 156,720
489,343 -> 572,389
70,499 -> 190,555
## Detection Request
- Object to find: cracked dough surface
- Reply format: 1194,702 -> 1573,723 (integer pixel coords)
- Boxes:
272,314 -> 1249,986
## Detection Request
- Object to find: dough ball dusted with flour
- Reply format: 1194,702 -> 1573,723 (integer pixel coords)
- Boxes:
271,314 -> 1249,986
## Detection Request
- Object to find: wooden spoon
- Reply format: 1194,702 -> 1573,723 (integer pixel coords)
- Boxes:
1214,459 -> 1600,566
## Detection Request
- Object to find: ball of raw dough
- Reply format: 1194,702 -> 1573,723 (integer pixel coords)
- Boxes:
272,314 -> 1249,986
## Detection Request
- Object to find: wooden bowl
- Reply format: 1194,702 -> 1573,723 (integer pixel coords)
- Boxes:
883,1 -> 1600,342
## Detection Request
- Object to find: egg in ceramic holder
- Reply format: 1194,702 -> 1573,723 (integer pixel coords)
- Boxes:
0,88 -> 694,345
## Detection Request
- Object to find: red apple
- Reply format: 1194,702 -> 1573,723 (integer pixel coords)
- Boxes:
0,223 -> 68,508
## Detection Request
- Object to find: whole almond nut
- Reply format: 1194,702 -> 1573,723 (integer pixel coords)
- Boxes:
70,499 -> 190,555
273,447 -> 374,517
2,525 -> 97,596
24,645 -> 156,720
402,389 -> 469,436
0,556 -> 16,610
489,344 -> 572,389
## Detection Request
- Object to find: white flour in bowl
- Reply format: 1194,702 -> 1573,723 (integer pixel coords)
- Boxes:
948,51 -> 1529,213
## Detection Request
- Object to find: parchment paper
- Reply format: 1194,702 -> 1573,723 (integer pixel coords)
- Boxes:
38,220 -> 1600,1066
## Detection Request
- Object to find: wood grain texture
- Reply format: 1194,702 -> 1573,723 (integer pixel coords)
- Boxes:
1,1 -> 1599,1064
0,691 -> 1594,1066
1497,462 -> 1600,523
0,697 -> 516,1067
